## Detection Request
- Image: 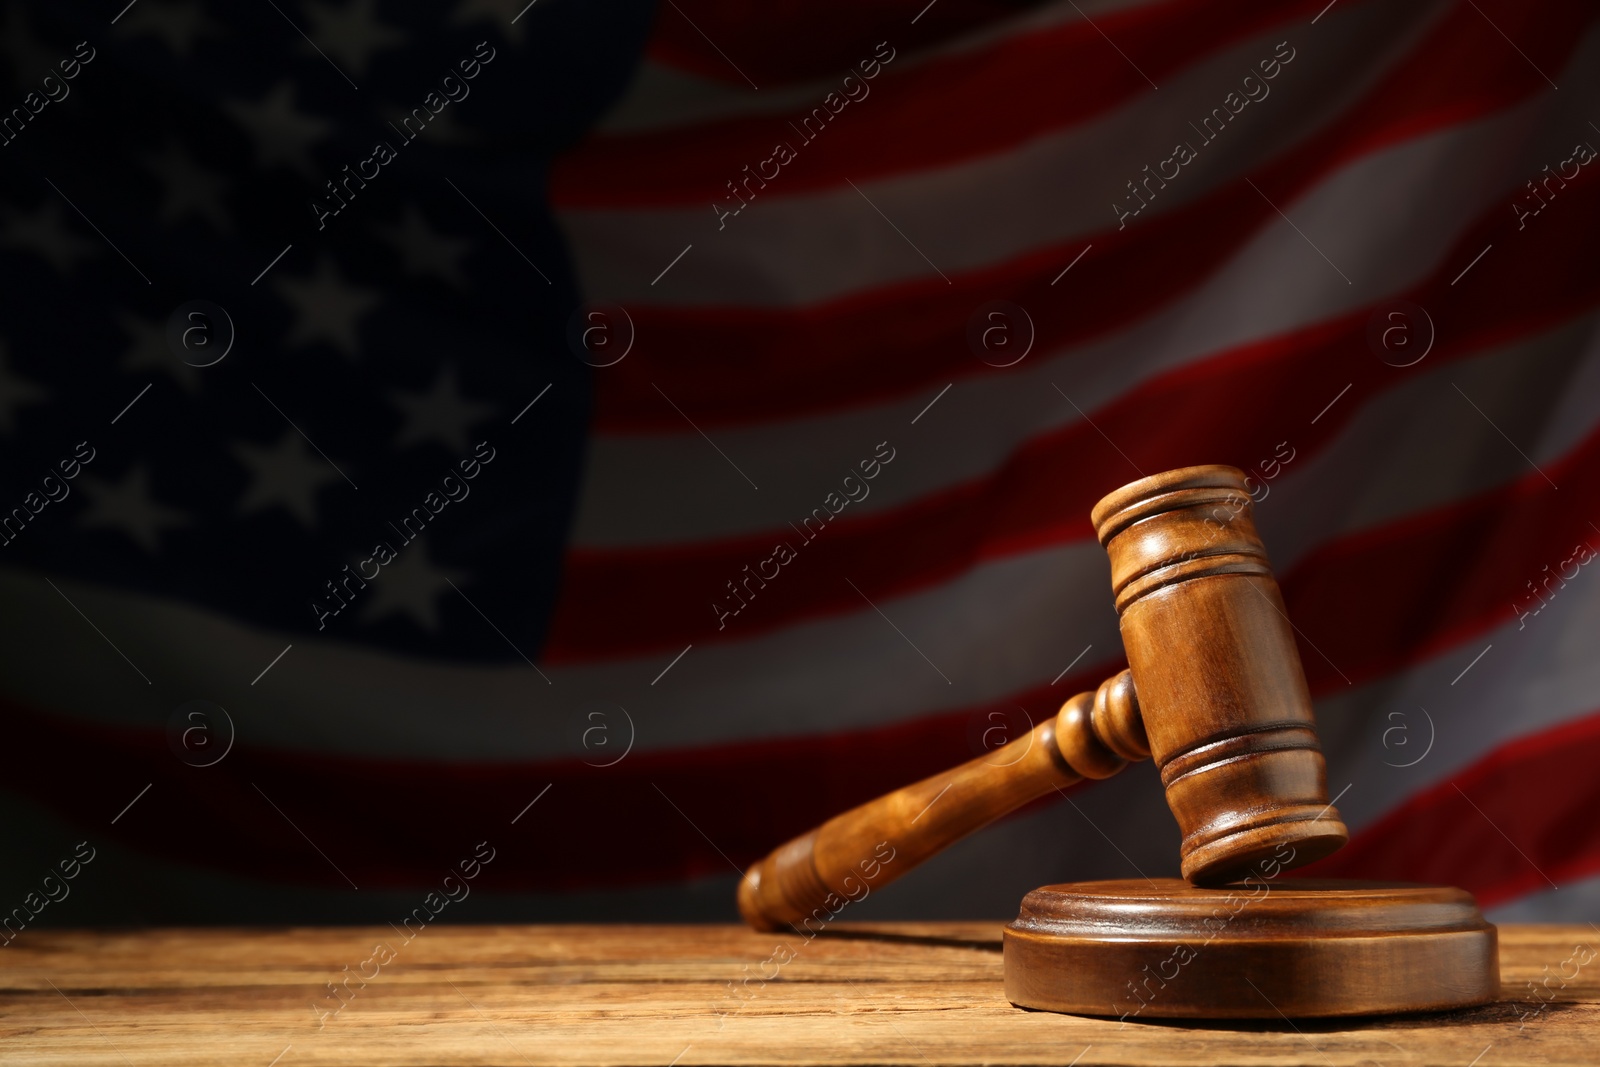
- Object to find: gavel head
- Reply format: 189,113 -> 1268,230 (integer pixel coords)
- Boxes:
1087,464 -> 1348,885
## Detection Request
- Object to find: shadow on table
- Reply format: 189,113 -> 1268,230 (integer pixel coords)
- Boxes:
1081,998 -> 1571,1033
808,926 -> 1004,953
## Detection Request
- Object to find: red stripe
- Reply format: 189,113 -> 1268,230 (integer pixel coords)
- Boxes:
1282,436 -> 1600,694
0,678 -> 1103,894
560,0 -> 1329,206
527,391 -> 1600,889
12,690 -> 1600,903
646,0 -> 1064,87
545,157 -> 1600,662
570,0 -> 1595,432
1300,710 -> 1600,908
15,415 -> 1600,894
1286,419 -> 1600,695
546,372 -> 1600,717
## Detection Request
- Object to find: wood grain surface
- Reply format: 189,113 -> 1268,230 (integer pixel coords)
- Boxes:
1,922 -> 1594,1066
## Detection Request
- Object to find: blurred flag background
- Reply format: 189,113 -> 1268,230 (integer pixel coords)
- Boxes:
1,0 -> 1598,928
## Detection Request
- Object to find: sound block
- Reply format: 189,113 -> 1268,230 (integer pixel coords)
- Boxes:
1004,879 -> 1498,1019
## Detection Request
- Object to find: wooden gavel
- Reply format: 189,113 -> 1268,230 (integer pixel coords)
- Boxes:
738,465 -> 1351,931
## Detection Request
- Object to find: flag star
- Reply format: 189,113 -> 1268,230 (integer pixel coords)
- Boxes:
376,205 -> 471,287
118,311 -> 200,392
143,139 -> 232,232
451,0 -> 526,44
274,258 -> 381,358
0,6 -> 55,87
78,465 -> 189,552
0,342 -> 48,433
360,540 -> 467,631
234,429 -> 345,528
390,366 -> 495,453
224,81 -> 331,178
386,102 -> 477,144
117,0 -> 223,56
303,0 -> 405,77
0,201 -> 100,274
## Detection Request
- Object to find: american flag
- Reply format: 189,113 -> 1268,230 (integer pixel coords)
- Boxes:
1,0 -> 1598,928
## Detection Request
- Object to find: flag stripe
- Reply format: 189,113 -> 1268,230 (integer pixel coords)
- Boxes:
11,617 -> 1600,895
562,21 -> 1598,431
642,0 -> 1176,88
10,383 -> 1599,769
566,4 -> 1438,313
568,108 -> 1597,548
558,0 -> 1346,208
1306,710 -> 1600,908
8,310 -> 1598,768
9,0 -> 1593,921
547,195 -> 1600,662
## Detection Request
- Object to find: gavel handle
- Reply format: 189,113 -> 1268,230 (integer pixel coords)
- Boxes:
737,671 -> 1146,931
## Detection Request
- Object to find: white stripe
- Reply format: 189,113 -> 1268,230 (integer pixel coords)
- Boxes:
568,21 -> 1600,553
7,316 -> 1600,760
1259,311 -> 1600,573
10,562 -> 1599,921
9,302 -> 1600,770
0,544 -> 1119,761
8,318 -> 1600,763
563,2 -> 1446,306
869,572 -> 1600,917
1315,555 -> 1600,835
568,83 -> 1600,547
1486,875 -> 1600,923
574,134 -> 1597,552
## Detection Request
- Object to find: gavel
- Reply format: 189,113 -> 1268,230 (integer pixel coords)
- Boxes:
738,465 -> 1351,931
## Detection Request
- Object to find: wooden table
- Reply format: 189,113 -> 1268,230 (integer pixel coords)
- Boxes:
1,923 -> 1594,1065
